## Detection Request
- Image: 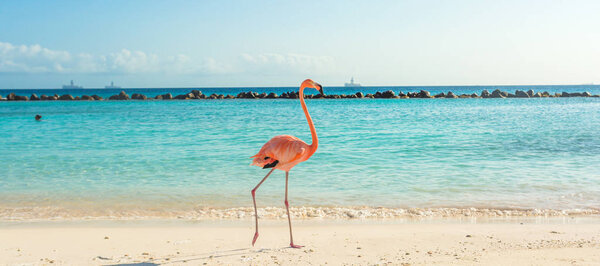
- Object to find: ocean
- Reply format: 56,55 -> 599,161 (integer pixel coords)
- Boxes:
1,85 -> 599,220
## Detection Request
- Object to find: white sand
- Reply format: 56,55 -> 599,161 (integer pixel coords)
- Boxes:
1,218 -> 599,265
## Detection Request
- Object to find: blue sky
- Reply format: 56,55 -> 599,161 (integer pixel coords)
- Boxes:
1,0 -> 599,88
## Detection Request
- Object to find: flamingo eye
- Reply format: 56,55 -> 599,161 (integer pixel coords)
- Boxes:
264,157 -> 270,160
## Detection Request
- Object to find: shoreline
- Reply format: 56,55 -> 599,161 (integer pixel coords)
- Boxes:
2,220 -> 599,265
2,206 -> 599,222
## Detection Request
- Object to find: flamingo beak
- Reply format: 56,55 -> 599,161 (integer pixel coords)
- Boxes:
315,82 -> 324,95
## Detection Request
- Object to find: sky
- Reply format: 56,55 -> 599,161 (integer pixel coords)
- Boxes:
1,0 -> 599,88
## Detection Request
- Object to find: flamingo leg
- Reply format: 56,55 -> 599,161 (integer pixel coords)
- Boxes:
285,171 -> 303,248
251,168 -> 275,246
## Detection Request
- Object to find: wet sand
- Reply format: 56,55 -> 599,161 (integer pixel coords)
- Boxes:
1,218 -> 599,265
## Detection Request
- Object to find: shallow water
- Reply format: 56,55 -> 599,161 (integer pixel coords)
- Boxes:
1,91 -> 600,219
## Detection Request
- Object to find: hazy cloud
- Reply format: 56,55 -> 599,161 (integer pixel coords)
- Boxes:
0,41 -> 336,78
0,41 -> 220,75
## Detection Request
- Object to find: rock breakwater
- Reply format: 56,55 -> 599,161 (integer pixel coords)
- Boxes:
2,89 -> 599,101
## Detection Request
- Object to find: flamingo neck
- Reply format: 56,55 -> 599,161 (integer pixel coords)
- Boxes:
299,86 -> 318,153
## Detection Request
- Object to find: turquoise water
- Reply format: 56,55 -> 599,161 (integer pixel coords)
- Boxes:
1,95 -> 600,218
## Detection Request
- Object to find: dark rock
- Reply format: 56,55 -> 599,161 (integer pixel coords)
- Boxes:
191,90 -> 202,97
131,93 -> 147,100
6,93 -> 16,101
526,89 -> 534,97
471,93 -> 479,98
582,92 -> 592,97
481,90 -> 491,98
459,94 -> 471,98
417,90 -> 431,98
81,95 -> 94,100
41,95 -> 54,100
434,92 -> 446,98
163,93 -> 173,100
35,114 -> 42,121
239,91 -> 257,99
208,94 -> 218,99
533,92 -> 542,98
174,94 -> 190,99
59,94 -> 75,100
374,91 -> 382,98
266,92 -> 278,99
365,93 -> 374,98
561,92 -> 569,97
30,94 -> 40,101
74,96 -> 81,100
118,91 -> 129,100
398,91 -> 406,97
507,93 -> 516,98
258,93 -> 267,99
91,95 -> 103,100
515,90 -> 529,98
491,89 -> 505,98
279,92 -> 288,98
445,92 -> 458,98
381,90 -> 395,98
14,95 -> 29,101
355,92 -> 364,98
225,95 -> 235,99
542,91 -> 550,97
109,91 -> 130,100
155,95 -> 163,100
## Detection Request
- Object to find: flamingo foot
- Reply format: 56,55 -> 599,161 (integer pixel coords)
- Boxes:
252,232 -> 259,246
290,243 -> 304,249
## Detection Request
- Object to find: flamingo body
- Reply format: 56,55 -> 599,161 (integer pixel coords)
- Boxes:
251,135 -> 312,172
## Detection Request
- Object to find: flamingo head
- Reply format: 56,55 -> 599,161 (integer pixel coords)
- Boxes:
302,79 -> 324,95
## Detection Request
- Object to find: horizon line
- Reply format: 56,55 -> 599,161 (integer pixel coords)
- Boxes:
1,83 -> 598,90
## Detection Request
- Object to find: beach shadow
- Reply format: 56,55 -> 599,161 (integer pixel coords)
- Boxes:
107,247 -> 273,265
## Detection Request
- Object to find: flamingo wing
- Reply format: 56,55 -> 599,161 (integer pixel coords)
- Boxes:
251,135 -> 308,168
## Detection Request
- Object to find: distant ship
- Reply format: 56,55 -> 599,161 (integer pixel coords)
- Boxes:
62,80 -> 83,89
105,81 -> 121,89
344,77 -> 362,87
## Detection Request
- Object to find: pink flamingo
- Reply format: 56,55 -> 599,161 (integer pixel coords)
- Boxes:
250,79 -> 323,248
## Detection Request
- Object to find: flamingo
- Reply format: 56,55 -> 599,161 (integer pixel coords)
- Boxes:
250,79 -> 323,248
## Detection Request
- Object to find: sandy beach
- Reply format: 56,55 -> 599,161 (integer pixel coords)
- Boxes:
2,218 -> 599,265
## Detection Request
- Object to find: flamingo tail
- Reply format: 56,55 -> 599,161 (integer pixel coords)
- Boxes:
250,154 -> 279,168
